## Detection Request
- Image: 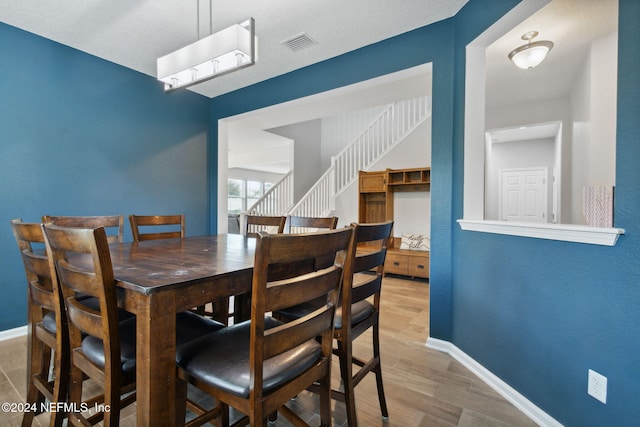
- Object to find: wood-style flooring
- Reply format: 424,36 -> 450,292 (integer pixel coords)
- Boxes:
0,276 -> 538,426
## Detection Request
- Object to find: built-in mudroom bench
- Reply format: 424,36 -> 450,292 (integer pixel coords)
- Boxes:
358,167 -> 430,280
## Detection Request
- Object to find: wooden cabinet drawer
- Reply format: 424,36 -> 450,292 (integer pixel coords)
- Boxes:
384,250 -> 429,279
385,252 -> 408,276
407,254 -> 429,279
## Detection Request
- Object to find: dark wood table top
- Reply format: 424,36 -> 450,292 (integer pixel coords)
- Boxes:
104,234 -> 257,426
108,234 -> 256,294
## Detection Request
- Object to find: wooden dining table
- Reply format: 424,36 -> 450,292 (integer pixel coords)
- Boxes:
108,234 -> 256,427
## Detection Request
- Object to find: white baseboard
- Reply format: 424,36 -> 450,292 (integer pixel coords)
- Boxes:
0,325 -> 28,342
426,337 -> 563,427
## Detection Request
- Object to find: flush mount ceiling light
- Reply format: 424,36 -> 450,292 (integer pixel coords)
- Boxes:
157,0 -> 257,92
508,31 -> 553,70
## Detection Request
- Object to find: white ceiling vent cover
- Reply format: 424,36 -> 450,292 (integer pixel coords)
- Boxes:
282,33 -> 317,52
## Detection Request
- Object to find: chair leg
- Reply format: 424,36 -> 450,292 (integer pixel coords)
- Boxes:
318,366 -> 332,427
103,375 -> 122,427
21,382 -> 38,427
219,402 -> 230,427
66,364 -> 85,426
49,344 -> 69,427
337,340 -> 358,427
22,331 -> 48,427
372,324 -> 388,419
175,377 -> 188,426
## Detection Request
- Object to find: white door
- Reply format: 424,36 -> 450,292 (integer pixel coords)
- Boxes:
500,168 -> 547,222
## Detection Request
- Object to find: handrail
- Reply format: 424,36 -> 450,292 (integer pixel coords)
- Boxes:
288,96 -> 431,218
246,96 -> 430,218
245,170 -> 294,216
287,167 -> 335,217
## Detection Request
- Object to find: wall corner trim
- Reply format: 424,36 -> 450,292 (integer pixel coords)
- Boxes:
426,337 -> 564,427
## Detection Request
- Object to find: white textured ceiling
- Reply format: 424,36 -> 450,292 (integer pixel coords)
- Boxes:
485,0 -> 617,108
0,0 -> 467,98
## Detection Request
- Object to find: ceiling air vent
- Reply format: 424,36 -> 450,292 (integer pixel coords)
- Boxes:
282,33 -> 317,52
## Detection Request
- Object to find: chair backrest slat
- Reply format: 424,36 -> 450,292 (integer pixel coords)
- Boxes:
264,306 -> 334,360
245,215 -> 286,237
129,214 -> 185,241
283,215 -> 338,234
266,266 -> 344,312
43,215 -> 125,244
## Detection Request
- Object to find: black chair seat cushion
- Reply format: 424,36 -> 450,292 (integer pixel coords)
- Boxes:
81,316 -> 138,374
176,317 -> 322,398
81,311 -> 225,374
275,299 -> 374,329
41,296 -> 135,335
174,311 -> 227,344
41,311 -> 57,335
334,300 -> 374,329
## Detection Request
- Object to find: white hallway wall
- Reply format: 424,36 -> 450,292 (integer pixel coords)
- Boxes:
332,118 -> 432,237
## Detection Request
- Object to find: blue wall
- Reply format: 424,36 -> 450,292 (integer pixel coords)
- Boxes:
451,1 -> 640,425
0,23 -> 212,330
208,0 -> 638,425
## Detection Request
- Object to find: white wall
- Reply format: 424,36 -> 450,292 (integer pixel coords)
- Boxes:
268,119 -> 323,200
227,125 -> 292,174
570,31 -> 617,224
332,118 -> 431,236
320,105 -> 388,170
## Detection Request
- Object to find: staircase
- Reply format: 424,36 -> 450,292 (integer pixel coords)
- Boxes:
245,170 -> 294,216
246,96 -> 431,219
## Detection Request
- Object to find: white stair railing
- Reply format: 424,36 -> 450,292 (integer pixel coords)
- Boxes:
287,167 -> 335,218
245,170 -> 294,216
287,96 -> 430,218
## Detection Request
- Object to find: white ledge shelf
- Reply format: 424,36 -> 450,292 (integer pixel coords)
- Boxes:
457,219 -> 624,246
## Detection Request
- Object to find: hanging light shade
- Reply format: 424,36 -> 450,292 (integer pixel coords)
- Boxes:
508,31 -> 553,70
157,17 -> 257,92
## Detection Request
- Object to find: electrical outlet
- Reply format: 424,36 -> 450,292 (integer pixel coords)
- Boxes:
588,369 -> 607,404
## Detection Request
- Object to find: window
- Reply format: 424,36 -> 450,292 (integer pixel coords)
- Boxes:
227,179 -> 274,214
228,179 -> 244,214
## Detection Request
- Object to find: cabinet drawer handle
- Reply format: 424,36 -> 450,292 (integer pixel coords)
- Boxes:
417,265 -> 425,269
393,261 -> 400,266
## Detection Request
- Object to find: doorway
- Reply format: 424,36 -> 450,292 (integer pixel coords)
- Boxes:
500,167 -> 547,222
485,121 -> 561,223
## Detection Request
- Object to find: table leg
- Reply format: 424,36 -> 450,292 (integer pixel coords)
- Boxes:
135,292 -> 178,426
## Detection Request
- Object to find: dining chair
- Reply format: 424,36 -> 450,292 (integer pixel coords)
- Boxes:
243,214 -> 286,237
224,214 -> 288,323
129,214 -> 185,241
284,215 -> 339,274
283,215 -> 338,234
129,213 -> 220,319
42,215 -> 136,325
42,224 -> 225,426
277,221 -> 394,426
175,227 -> 354,427
42,215 -> 125,244
11,219 -> 68,427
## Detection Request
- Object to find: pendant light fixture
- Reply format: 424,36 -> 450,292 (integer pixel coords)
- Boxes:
157,0 -> 257,92
508,31 -> 553,70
